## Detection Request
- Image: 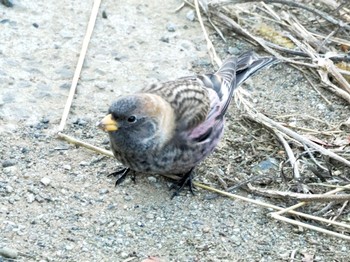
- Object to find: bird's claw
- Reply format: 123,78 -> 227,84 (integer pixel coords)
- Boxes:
108,167 -> 131,186
170,170 -> 195,199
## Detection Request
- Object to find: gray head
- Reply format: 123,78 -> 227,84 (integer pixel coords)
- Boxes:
98,93 -> 175,152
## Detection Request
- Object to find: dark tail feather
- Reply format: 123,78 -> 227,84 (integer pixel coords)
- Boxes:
216,51 -> 277,90
235,51 -> 277,87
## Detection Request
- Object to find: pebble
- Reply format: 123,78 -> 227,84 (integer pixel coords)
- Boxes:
147,176 -> 157,183
79,161 -> 89,166
201,226 -> 211,234
63,164 -> 71,171
124,195 -> 133,201
186,10 -> 195,21
59,83 -> 70,89
166,22 -> 176,32
227,47 -> 240,55
102,10 -> 108,19
3,166 -> 18,175
2,159 -> 16,168
159,36 -> 169,43
1,0 -> 13,8
120,252 -> 128,259
40,177 -> 51,186
26,193 -> 35,203
145,213 -> 154,219
73,117 -> 88,126
6,185 -> 13,193
0,247 -> 18,259
99,188 -> 109,195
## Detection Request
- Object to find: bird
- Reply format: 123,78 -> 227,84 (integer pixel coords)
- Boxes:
98,52 -> 276,197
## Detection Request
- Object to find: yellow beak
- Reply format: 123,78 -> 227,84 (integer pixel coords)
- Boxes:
98,114 -> 118,132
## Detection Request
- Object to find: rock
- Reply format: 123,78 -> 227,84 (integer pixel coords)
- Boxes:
99,188 -> 109,195
3,166 -> 18,175
2,159 -> 16,168
102,10 -> 108,19
227,47 -> 240,55
79,161 -> 89,166
1,0 -> 13,8
59,83 -> 70,89
32,23 -> 39,28
147,176 -> 157,183
26,193 -> 35,203
202,226 -> 211,233
159,36 -> 169,43
40,177 -> 51,186
166,22 -> 176,32
186,10 -> 195,21
63,165 -> 71,171
124,195 -> 133,201
0,247 -> 18,259
5,185 -> 13,193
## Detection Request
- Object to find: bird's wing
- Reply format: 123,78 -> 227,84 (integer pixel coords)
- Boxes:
141,78 -> 211,131
189,52 -> 276,141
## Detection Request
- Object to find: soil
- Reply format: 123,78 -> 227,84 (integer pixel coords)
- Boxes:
1,0 -> 349,261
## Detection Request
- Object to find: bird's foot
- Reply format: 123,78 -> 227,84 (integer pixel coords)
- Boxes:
170,169 -> 195,199
108,167 -> 133,186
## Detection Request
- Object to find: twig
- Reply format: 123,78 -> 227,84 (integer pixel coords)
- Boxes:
332,201 -> 349,222
57,133 -> 114,157
303,144 -> 329,172
247,184 -> 350,202
274,131 -> 302,184
194,0 -> 222,66
270,213 -> 350,241
246,111 -> 350,167
241,0 -> 350,31
58,0 -> 101,132
302,72 -> 332,105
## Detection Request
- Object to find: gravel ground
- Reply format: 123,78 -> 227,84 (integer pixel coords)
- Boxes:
1,0 -> 349,261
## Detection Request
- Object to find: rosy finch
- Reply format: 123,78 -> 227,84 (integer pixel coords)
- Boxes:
98,52 -> 276,197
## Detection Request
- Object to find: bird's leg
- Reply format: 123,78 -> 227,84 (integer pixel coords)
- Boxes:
171,168 -> 195,199
108,167 -> 131,186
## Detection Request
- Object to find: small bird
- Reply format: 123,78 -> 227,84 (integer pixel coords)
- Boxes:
98,52 -> 276,197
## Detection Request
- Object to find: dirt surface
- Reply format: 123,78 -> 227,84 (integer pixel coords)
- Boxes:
1,0 -> 349,261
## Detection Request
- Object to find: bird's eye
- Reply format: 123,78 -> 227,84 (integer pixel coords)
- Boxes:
127,115 -> 137,123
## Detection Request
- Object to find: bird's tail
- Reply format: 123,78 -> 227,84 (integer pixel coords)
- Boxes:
217,51 -> 277,91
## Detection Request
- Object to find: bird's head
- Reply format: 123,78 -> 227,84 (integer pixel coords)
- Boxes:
98,93 -> 175,150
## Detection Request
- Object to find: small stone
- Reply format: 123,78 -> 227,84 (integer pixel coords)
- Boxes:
41,118 -> 49,124
73,117 -> 88,126
1,0 -> 14,8
202,226 -> 211,233
120,252 -> 128,259
59,83 -> 70,89
3,166 -> 18,175
27,193 -> 35,203
147,176 -> 157,183
2,159 -> 16,168
63,165 -> 71,171
159,36 -> 169,43
186,10 -> 195,21
102,10 -> 108,19
32,23 -> 39,28
35,195 -> 44,203
0,247 -> 18,258
5,185 -> 13,193
99,188 -> 109,195
79,161 -> 89,166
228,47 -> 240,55
124,195 -> 133,201
166,22 -> 176,32
146,213 -> 154,219
40,177 -> 51,186
102,138 -> 110,145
